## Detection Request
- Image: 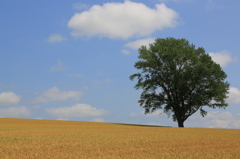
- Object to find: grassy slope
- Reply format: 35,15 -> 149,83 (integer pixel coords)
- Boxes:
0,118 -> 240,159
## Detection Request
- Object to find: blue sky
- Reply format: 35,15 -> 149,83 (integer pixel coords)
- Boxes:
1,0 -> 240,128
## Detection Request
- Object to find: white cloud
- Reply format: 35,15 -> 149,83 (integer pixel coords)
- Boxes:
57,118 -> 69,121
68,73 -> 84,77
205,111 -> 240,128
205,111 -> 233,119
206,0 -> 224,10
68,1 -> 179,39
72,2 -> 89,10
50,60 -> 67,71
33,105 -> 40,109
45,103 -> 109,118
188,111 -> 240,129
81,86 -> 89,91
158,0 -> 194,2
0,106 -> 30,117
209,50 -> 235,67
47,34 -> 66,43
0,84 -> 15,89
91,118 -> 105,122
0,92 -> 21,106
129,112 -> 138,117
33,87 -> 83,103
125,38 -> 155,50
207,119 -> 240,129
121,49 -> 130,55
92,78 -> 112,88
227,87 -> 240,104
147,122 -> 161,126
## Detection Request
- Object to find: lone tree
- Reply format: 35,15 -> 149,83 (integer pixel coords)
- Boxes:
130,38 -> 229,127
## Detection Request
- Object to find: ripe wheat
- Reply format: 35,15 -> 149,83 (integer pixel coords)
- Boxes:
0,118 -> 239,159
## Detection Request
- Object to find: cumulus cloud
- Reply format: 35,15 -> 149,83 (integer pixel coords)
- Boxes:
129,113 -> 138,117
188,111 -> 240,129
47,34 -> 67,43
207,119 -> 240,129
33,87 -> 83,103
206,0 -> 224,10
68,1 -> 179,39
209,50 -> 235,67
125,38 -> 155,49
147,122 -> 161,126
204,111 -> 240,129
0,84 -> 15,89
0,92 -> 21,106
92,78 -> 112,88
227,87 -> 240,104
205,111 -> 233,119
0,106 -> 30,117
91,118 -> 105,122
68,73 -> 84,77
45,103 -> 109,118
50,60 -> 67,71
72,2 -> 89,10
158,0 -> 194,2
121,49 -> 130,55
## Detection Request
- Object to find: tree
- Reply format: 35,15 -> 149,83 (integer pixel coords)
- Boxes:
130,37 -> 229,127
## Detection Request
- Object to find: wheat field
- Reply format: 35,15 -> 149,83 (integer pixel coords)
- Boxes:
0,118 -> 239,159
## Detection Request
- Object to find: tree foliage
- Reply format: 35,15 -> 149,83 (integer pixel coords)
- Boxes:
130,38 -> 229,127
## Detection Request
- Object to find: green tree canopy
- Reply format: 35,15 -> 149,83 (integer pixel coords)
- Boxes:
130,37 -> 229,127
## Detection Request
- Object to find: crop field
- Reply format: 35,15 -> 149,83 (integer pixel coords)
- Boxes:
0,118 -> 240,159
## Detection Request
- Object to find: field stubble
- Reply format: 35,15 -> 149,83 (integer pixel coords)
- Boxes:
0,118 -> 240,159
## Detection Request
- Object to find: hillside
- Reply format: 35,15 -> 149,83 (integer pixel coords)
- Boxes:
0,118 -> 239,158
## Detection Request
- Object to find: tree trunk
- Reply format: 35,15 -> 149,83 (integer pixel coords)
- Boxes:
177,119 -> 184,127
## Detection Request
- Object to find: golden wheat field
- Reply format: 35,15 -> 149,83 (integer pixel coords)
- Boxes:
0,118 -> 240,159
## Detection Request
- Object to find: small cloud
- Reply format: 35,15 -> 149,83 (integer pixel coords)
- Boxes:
81,86 -> 89,91
122,49 -> 131,55
57,118 -> 69,121
158,0 -> 194,2
47,34 -> 67,43
209,50 -> 236,67
91,118 -> 105,122
125,38 -> 155,50
147,122 -> 161,126
130,113 -> 138,117
68,73 -> 84,77
33,105 -> 40,109
45,103 -> 109,118
92,79 -> 112,88
0,84 -> 15,89
50,60 -> 68,72
206,0 -> 225,10
0,106 -> 31,117
0,92 -> 21,106
227,87 -> 240,104
97,71 -> 104,76
33,87 -> 83,103
72,2 -> 89,10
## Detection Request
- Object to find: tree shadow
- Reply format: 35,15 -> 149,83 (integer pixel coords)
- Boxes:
113,123 -> 171,128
